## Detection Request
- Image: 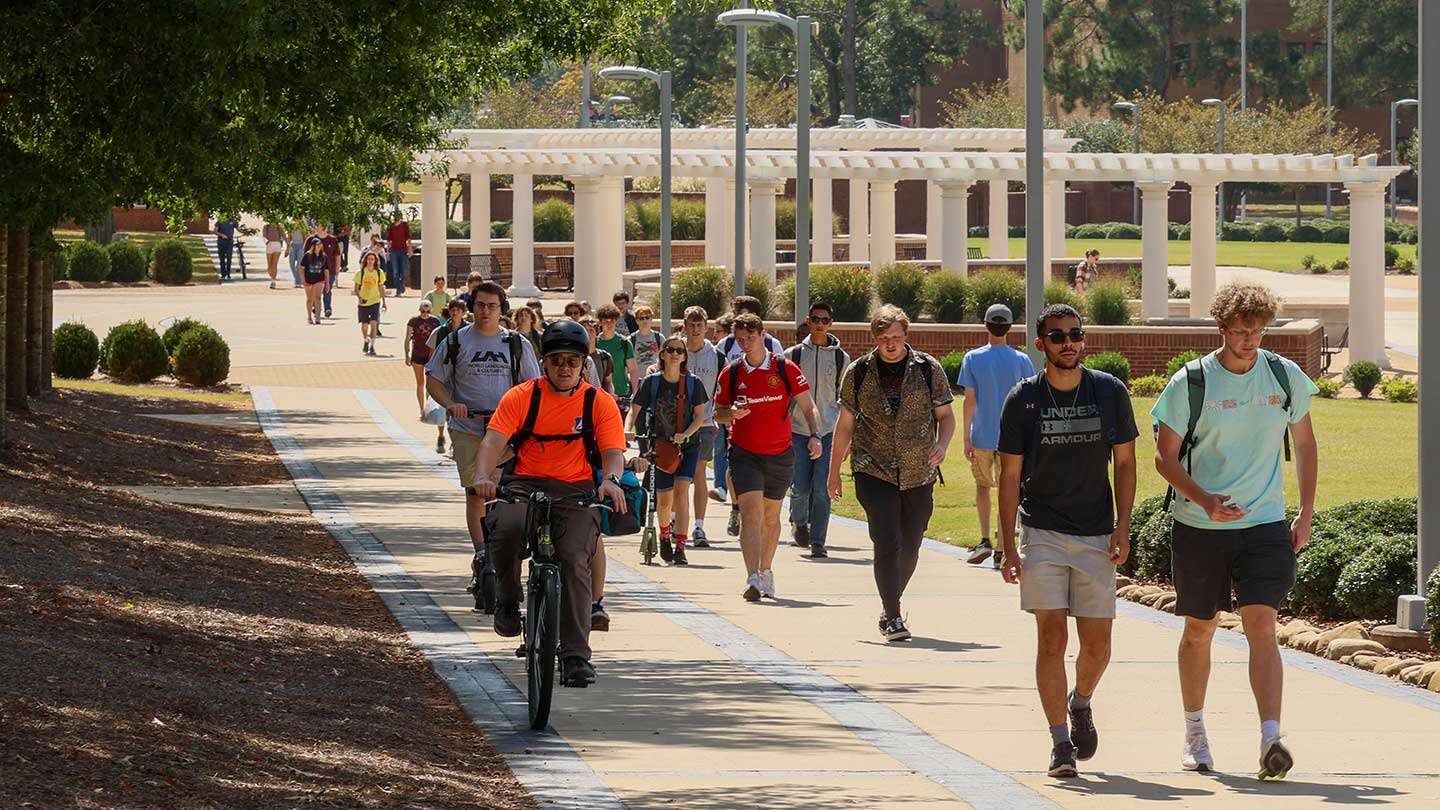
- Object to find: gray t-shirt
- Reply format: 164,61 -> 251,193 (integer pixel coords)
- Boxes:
685,338 -> 721,424
425,326 -> 541,435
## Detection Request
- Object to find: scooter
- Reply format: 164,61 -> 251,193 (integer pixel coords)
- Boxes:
639,432 -> 660,566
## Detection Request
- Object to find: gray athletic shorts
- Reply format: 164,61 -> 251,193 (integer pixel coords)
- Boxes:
1018,526 -> 1117,619
693,426 -> 717,462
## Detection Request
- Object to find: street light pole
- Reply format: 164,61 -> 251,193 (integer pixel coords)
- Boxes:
733,7 -> 749,293
1113,101 -> 1140,224
1391,98 -> 1419,221
1325,0 -> 1333,218
1240,0 -> 1248,111
1203,98 -> 1226,234
1025,0 -> 1045,370
1413,0 -> 1438,632
580,62 -> 591,128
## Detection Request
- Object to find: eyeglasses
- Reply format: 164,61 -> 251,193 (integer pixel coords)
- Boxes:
565,309 -> 584,317
809,316 -> 832,324
473,302 -> 501,312
545,355 -> 584,368
1223,327 -> 1267,340
662,346 -> 686,355
1045,328 -> 1086,345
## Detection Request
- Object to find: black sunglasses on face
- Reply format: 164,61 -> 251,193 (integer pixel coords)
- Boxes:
1045,328 -> 1086,345
662,346 -> 686,355
809,316 -> 832,324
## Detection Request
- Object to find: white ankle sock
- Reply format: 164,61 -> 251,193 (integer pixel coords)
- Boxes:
1184,710 -> 1205,736
694,519 -> 704,531
1261,720 -> 1281,745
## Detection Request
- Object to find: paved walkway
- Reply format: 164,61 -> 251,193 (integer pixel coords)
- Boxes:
56,283 -> 1440,809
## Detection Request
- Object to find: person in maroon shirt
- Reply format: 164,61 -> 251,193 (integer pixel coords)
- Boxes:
317,223 -> 341,318
405,299 -> 445,452
387,215 -> 412,297
714,313 -> 822,602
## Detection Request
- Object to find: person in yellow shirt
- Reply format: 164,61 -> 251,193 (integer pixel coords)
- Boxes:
354,251 -> 388,355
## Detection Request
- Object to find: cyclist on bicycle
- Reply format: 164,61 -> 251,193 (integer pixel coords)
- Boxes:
471,319 -> 628,688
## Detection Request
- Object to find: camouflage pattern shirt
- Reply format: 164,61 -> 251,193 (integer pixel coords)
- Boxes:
838,347 -> 953,490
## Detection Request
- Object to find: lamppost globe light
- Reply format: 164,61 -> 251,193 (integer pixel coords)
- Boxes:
1201,98 -> 1223,107
603,95 -> 632,106
1112,101 -> 1137,113
717,8 -> 797,31
598,66 -> 660,83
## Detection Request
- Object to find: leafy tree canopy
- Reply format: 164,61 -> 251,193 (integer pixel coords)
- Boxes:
1289,0 -> 1416,107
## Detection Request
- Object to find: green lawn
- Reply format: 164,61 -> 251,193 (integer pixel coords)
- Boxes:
966,237 -> 1417,274
1243,203 -> 1350,222
831,396 -> 1418,548
56,230 -> 218,284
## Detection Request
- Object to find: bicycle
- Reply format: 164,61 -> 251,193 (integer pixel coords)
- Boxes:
486,485 -> 609,730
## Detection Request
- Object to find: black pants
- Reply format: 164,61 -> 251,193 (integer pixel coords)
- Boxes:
854,473 -> 934,618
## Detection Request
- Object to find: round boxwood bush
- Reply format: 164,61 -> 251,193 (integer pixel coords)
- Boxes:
1380,376 -> 1418,403
52,322 -> 101,379
1309,497 -> 1417,544
968,270 -> 1025,324
66,240 -> 111,282
1121,495 -> 1168,577
939,351 -> 967,386
1384,243 -> 1400,268
1291,223 -> 1323,242
150,238 -> 193,284
1129,374 -> 1167,397
1105,222 -> 1142,240
1086,282 -> 1131,326
105,240 -> 146,282
1344,360 -> 1382,398
1220,222 -> 1254,242
99,320 -> 169,383
1008,225 -> 1026,238
1335,534 -> 1418,620
172,324 -> 232,387
1253,221 -> 1287,242
1073,223 -> 1108,239
444,220 -> 471,239
875,264 -> 925,317
809,263 -> 873,322
1133,510 -> 1174,582
1315,377 -> 1342,398
1083,351 -> 1131,384
672,265 -> 730,319
1291,531 -> 1366,616
162,317 -> 205,356
1322,225 -> 1350,243
533,198 -> 575,242
1165,350 -> 1204,378
923,271 -> 969,323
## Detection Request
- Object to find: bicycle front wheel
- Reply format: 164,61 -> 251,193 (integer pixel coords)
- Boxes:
526,564 -> 560,729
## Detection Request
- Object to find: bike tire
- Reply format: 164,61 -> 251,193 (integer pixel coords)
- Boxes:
641,526 -> 656,565
526,566 -> 559,730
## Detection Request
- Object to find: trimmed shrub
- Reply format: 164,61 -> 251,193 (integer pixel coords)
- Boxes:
1311,262 -> 1331,274
533,198 -> 574,242
1008,225 -> 1026,238
105,241 -> 146,282
1292,532 -> 1367,615
1084,351 -> 1131,384
967,270 -> 1025,324
1344,361 -> 1382,398
149,238 -> 193,285
875,264 -> 926,317
1427,567 -> 1440,647
743,271 -> 775,319
52,322 -> 100,379
1384,221 -> 1402,243
671,265 -> 730,318
1043,280 -> 1086,320
99,320 -> 169,383
162,317 -> 205,356
968,225 -> 989,238
1291,223 -> 1323,242
1335,534 -> 1418,620
809,264 -> 873,322
1220,222 -> 1254,242
445,220 -> 470,239
1073,223 -> 1108,239
1394,255 -> 1416,275
1121,495 -> 1168,577
66,240 -> 111,282
1314,377 -> 1342,399
1322,225 -> 1350,243
1165,351 -> 1204,379
1397,223 -> 1419,244
1171,223 -> 1191,241
939,351 -> 967,387
1380,376 -> 1418,403
1086,282 -> 1131,325
491,220 -> 512,239
1384,243 -> 1400,268
172,324 -> 232,387
1129,374 -> 1167,397
672,199 -> 707,241
1133,510 -> 1174,582
923,271 -> 969,323
1253,221 -> 1287,242
1310,497 -> 1417,542
1328,257 -> 1346,272
1299,254 -> 1318,271
1105,222 -> 1142,240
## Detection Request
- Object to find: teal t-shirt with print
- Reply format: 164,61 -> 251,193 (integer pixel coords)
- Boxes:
595,332 -> 635,396
1150,350 -> 1318,530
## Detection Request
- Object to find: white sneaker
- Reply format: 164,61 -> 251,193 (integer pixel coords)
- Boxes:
759,570 -> 776,598
1181,731 -> 1214,772
743,573 -> 761,602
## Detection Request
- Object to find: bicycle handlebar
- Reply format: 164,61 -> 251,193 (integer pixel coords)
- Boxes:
484,486 -> 613,511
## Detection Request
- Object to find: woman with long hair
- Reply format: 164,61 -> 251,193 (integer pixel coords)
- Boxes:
300,236 -> 328,324
625,333 -> 709,566
353,250 -> 388,355
512,304 -> 542,354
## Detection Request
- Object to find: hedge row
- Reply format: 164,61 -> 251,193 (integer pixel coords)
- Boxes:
966,220 -> 1417,245
61,238 -> 193,284
58,319 -> 230,386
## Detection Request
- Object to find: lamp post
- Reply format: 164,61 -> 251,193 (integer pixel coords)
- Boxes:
601,66 -> 674,334
1391,98 -> 1419,221
580,62 -> 592,128
1113,101 -> 1140,224
719,8 -> 811,322
1325,0 -> 1334,218
1202,98 -> 1226,234
1240,0 -> 1248,110
601,95 -> 632,128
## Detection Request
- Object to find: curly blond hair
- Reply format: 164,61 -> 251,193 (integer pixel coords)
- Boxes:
1209,281 -> 1280,326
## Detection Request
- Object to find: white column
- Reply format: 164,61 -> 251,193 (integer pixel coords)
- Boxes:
1046,180 -> 1066,261
869,180 -> 897,268
939,181 -> 971,275
926,180 -> 943,261
1188,181 -> 1218,318
469,172 -> 491,255
613,178 -> 628,279
705,177 -> 727,268
573,176 -> 625,308
749,179 -> 782,282
813,176 -> 833,263
848,178 -> 870,262
508,172 -> 540,297
420,175 -> 447,284
987,179 -> 1009,259
1347,181 -> 1388,365
1139,181 -> 1175,320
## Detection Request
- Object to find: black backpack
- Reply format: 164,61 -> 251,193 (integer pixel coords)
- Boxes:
785,343 -> 845,397
849,350 -> 936,398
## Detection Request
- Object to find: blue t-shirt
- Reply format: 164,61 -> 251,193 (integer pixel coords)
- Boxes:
1151,350 -> 1318,530
957,344 -> 1035,451
215,221 -> 237,240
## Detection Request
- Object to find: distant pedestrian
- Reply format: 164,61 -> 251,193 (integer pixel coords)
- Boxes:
423,275 -> 451,313
578,316 -> 616,396
1071,250 -> 1100,295
513,305 -> 542,354
630,305 -> 660,373
318,223 -> 341,318
680,306 -> 722,547
354,251 -> 387,355
263,222 -> 287,289
564,300 -> 587,320
785,301 -> 849,559
213,219 -> 238,280
612,290 -> 640,336
387,214 -> 413,297
595,304 -> 637,409
300,236 -> 328,324
288,222 -> 307,288
405,300 -> 443,444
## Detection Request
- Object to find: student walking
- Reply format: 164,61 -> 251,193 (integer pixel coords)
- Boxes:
595,305 -> 637,410
387,214 -> 413,297
828,306 -> 955,641
318,223 -> 341,318
354,252 -> 387,355
996,303 -> 1138,779
1153,281 -> 1319,780
713,297 -> 785,536
288,222 -> 307,288
513,305 -> 542,354
785,301 -> 849,558
612,290 -> 640,336
630,305 -> 661,373
213,219 -> 238,280
300,237 -> 328,324
263,222 -> 287,289
960,304 -> 1036,569
714,313 -> 823,602
681,307 -> 722,547
625,334 -> 709,566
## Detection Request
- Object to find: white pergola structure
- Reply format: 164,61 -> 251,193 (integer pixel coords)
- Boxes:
420,129 -> 1405,365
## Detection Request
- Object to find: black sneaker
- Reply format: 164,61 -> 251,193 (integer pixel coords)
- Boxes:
727,507 -> 741,537
435,435 -> 446,454
660,533 -> 674,563
1070,702 -> 1098,761
1258,738 -> 1293,781
881,616 -> 912,642
691,527 -> 710,548
1048,741 -> 1079,778
591,601 -> 610,632
966,540 -> 993,564
493,602 -> 522,637
466,555 -> 482,593
561,656 -> 597,687
791,524 -> 811,547
672,544 -> 689,566
809,543 -> 828,559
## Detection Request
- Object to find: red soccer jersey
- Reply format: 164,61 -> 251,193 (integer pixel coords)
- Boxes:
714,352 -> 810,455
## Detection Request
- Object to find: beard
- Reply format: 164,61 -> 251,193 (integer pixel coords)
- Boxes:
1045,348 -> 1082,369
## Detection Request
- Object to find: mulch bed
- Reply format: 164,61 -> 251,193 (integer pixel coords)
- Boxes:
0,389 -> 535,809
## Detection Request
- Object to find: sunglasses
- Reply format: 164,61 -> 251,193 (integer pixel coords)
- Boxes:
662,346 -> 686,355
1045,328 -> 1086,345
809,316 -> 832,324
546,355 -> 584,368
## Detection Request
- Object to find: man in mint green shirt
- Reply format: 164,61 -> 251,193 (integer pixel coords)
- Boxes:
595,304 -> 637,406
1152,281 -> 1319,782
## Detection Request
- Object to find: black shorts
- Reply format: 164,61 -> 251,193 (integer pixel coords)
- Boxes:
1171,520 -> 1296,619
728,444 -> 794,500
358,303 -> 381,323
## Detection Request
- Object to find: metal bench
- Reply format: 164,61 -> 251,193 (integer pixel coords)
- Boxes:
541,255 -> 576,292
1321,327 -> 1349,373
968,246 -> 984,260
445,253 -> 503,290
900,245 -> 926,260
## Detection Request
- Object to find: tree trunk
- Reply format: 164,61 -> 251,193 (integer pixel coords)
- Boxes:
0,226 -> 7,444
5,225 -> 26,411
83,207 -> 115,245
843,0 -> 857,117
27,242 -> 44,396
41,256 -> 53,391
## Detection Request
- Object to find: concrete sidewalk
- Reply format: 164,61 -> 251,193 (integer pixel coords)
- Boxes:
253,383 -> 1439,810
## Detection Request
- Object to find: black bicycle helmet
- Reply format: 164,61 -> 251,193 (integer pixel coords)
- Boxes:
540,319 -> 590,357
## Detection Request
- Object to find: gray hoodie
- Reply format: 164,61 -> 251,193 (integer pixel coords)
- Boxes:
787,333 -> 849,436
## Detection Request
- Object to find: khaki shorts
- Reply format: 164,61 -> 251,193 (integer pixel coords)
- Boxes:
969,448 -> 1002,488
451,430 -> 484,489
1018,526 -> 1117,619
